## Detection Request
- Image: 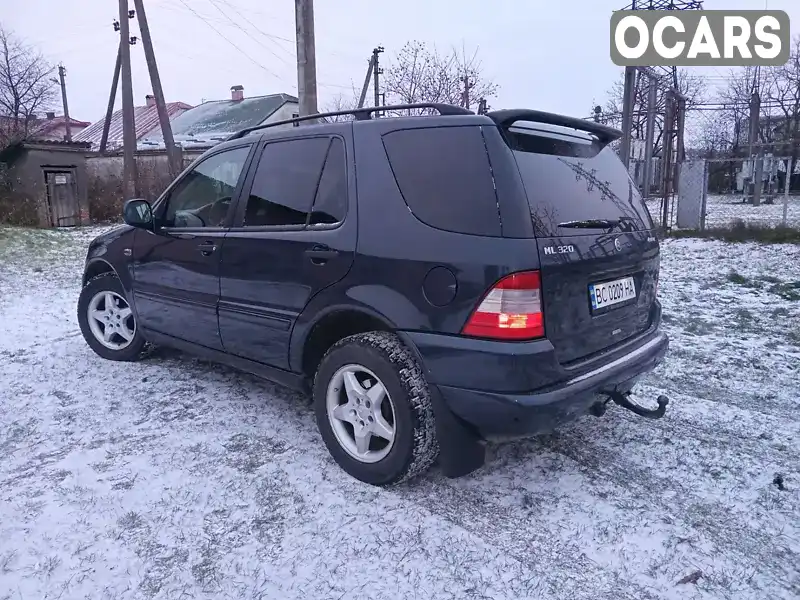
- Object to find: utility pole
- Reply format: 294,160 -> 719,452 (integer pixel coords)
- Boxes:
133,0 -> 179,177
478,98 -> 488,115
357,55 -> 375,109
99,44 -> 122,155
620,66 -> 637,170
372,46 -> 384,116
118,0 -> 138,197
642,73 -> 657,199
462,75 -> 473,110
57,65 -> 72,142
783,157 -> 793,226
294,0 -> 318,121
674,93 -> 687,199
747,90 -> 761,205
661,90 -> 678,230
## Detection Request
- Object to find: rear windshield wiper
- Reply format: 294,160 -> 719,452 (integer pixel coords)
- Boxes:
557,217 -> 638,232
557,219 -> 619,229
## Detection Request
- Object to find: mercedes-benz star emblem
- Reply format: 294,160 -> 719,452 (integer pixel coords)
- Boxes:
614,238 -> 622,252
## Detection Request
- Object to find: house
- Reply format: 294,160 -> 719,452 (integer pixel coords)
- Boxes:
139,86 -> 299,150
32,113 -> 91,141
0,139 -> 93,227
74,95 -> 192,150
0,113 -> 90,143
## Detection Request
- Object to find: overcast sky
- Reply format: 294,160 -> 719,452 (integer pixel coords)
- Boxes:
4,0 -> 800,124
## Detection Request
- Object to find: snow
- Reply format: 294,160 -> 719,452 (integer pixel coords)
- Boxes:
647,194 -> 800,229
1,226 -> 798,600
704,194 -> 800,228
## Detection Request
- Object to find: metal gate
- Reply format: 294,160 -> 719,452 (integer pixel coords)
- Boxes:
45,170 -> 79,227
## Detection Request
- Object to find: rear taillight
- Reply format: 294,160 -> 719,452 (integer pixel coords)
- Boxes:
461,270 -> 545,340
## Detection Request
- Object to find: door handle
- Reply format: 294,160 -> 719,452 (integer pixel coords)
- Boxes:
305,245 -> 339,264
197,241 -> 217,256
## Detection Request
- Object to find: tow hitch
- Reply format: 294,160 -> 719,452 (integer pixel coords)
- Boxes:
590,391 -> 669,420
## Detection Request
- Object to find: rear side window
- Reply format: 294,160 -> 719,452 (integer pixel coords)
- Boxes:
309,138 -> 347,226
244,137 -> 330,227
507,124 -> 653,237
382,126 -> 501,237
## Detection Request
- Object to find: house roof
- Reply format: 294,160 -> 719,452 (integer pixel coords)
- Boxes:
0,115 -> 90,135
0,139 -> 92,162
35,116 -> 91,134
74,102 -> 193,146
141,93 -> 297,148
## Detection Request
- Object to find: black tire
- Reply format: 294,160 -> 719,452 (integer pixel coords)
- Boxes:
77,272 -> 146,361
313,331 -> 439,485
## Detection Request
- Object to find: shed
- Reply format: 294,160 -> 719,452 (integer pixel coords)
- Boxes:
0,140 -> 92,227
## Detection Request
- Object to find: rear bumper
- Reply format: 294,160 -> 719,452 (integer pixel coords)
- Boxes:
402,329 -> 669,439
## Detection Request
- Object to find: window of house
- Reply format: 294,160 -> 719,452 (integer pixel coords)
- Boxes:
164,146 -> 250,228
243,137 -> 333,227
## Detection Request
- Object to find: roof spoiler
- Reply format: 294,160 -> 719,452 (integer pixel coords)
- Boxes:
487,109 -> 622,146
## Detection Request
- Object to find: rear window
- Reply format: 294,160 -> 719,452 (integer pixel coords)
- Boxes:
382,126 -> 501,237
506,123 -> 653,237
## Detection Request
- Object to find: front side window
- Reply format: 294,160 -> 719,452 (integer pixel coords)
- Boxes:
164,146 -> 250,228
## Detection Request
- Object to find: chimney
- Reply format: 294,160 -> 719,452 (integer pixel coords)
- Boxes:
145,94 -> 156,107
231,85 -> 244,101
46,112 -> 56,120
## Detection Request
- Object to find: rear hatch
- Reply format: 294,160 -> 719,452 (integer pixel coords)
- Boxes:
503,118 -> 660,365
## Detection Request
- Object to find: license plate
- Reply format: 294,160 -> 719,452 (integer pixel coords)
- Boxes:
589,277 -> 636,310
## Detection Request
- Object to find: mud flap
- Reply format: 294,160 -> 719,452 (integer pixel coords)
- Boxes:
429,383 -> 486,478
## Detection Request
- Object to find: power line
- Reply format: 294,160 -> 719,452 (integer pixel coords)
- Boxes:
211,0 -> 366,62
156,0 -> 360,93
174,0 -> 282,81
204,0 -> 293,67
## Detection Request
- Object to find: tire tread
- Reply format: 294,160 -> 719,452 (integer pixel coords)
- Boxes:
314,331 -> 439,484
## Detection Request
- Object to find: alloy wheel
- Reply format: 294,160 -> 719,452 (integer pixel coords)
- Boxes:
86,290 -> 136,350
326,364 -> 397,463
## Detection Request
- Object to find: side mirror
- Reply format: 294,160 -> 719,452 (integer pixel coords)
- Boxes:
123,199 -> 153,228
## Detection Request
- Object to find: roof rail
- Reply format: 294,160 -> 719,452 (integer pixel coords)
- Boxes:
226,102 -> 475,141
487,109 -> 622,145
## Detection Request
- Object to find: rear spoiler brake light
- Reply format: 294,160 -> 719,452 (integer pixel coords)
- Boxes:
487,109 -> 622,147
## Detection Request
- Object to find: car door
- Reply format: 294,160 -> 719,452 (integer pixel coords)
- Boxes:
132,144 -> 254,350
218,132 -> 356,370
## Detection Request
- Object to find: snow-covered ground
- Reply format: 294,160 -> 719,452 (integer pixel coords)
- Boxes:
646,194 -> 800,230
705,194 -> 800,229
1,226 -> 798,600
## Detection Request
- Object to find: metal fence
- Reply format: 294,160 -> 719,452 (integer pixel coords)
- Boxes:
645,156 -> 800,231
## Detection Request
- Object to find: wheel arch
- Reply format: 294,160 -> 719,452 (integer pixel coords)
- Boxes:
295,306 -> 395,378
82,258 -> 119,287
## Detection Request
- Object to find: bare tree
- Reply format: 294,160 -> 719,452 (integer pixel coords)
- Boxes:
766,35 -> 800,170
383,41 -> 498,114
0,25 -> 57,149
319,90 -> 360,123
602,68 -> 706,156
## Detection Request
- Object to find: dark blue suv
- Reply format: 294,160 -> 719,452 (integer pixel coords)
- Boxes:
78,103 -> 669,485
